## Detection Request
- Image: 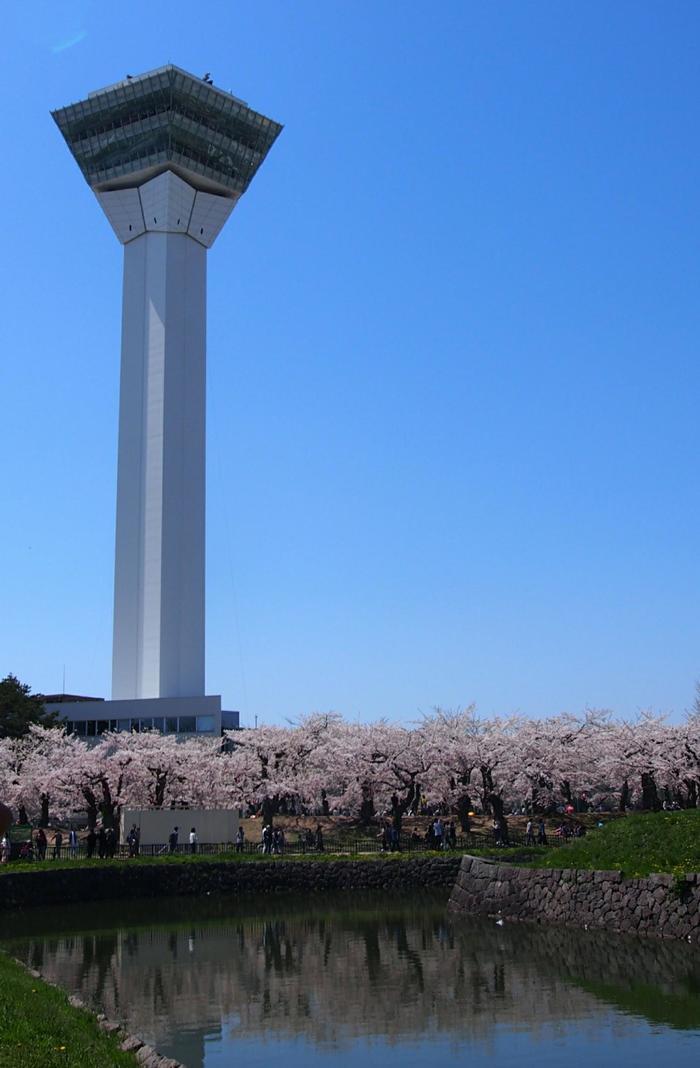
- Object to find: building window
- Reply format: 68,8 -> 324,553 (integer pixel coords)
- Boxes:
196,715 -> 215,732
178,716 -> 196,733
165,717 -> 178,733
73,721 -> 87,737
86,721 -> 96,737
117,719 -> 131,732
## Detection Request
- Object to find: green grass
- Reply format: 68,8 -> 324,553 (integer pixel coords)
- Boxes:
0,848 -> 465,875
0,952 -> 136,1068
531,811 -> 700,877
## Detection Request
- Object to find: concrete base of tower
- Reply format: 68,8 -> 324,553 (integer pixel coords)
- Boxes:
44,694 -> 240,738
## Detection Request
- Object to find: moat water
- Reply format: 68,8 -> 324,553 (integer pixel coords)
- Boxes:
2,891 -> 699,1067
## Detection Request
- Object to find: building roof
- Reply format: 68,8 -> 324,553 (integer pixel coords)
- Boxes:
39,693 -> 104,704
52,64 -> 282,198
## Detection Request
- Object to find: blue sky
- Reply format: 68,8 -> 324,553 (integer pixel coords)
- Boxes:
1,1 -> 699,725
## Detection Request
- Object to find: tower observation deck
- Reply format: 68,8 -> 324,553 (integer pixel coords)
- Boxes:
53,66 -> 281,710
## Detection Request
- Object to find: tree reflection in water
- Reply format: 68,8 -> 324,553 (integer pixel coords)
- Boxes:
3,892 -> 699,1068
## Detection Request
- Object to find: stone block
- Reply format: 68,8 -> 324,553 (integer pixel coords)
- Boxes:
121,1035 -> 144,1053
648,873 -> 674,887
593,870 -> 622,883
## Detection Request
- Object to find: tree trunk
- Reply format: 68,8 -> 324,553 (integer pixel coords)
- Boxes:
489,792 -> 509,843
391,781 -> 418,834
261,795 -> 277,827
359,784 -> 375,826
620,779 -> 630,812
40,793 -> 50,828
456,794 -> 472,832
81,788 -> 98,830
641,772 -> 661,811
153,771 -> 167,808
99,778 -> 118,829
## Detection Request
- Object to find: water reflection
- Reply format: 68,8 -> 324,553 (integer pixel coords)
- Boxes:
3,893 -> 699,1068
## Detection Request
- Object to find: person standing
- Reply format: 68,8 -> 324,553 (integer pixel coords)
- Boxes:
68,826 -> 78,859
537,818 -> 547,846
35,828 -> 47,861
314,824 -> 324,852
525,818 -> 534,846
189,827 -> 198,854
52,829 -> 63,859
1,833 -> 11,864
432,817 -> 444,849
169,826 -> 179,853
235,826 -> 245,853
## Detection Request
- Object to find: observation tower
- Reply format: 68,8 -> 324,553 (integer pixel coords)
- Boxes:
49,66 -> 281,733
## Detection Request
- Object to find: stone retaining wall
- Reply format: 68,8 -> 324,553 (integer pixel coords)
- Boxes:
448,855 -> 700,942
0,855 -> 461,910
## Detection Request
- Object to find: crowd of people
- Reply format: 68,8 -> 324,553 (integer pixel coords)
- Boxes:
0,824 -> 121,862
0,813 -> 581,864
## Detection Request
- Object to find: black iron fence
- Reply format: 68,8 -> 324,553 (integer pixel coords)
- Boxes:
9,829 -> 572,862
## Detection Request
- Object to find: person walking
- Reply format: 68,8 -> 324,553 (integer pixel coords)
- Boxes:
68,826 -> 78,859
314,824 -> 324,852
235,826 -> 245,853
525,818 -> 534,846
537,818 -> 547,846
189,827 -> 198,854
1,833 -> 11,864
169,826 -> 179,853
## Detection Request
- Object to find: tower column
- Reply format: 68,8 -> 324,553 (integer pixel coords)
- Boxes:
113,229 -> 206,699
52,64 -> 281,722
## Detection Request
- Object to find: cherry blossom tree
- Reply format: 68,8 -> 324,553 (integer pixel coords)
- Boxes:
2,707 -> 700,829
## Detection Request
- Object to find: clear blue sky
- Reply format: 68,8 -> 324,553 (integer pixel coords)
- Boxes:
1,1 -> 699,725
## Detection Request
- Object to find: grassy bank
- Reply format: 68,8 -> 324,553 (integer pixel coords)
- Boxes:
0,952 -> 136,1068
0,848 -> 473,876
533,811 -> 700,877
